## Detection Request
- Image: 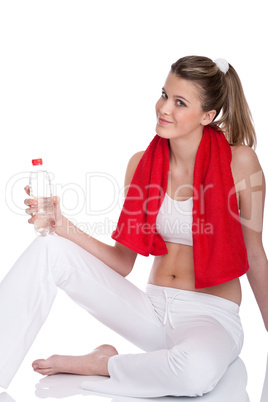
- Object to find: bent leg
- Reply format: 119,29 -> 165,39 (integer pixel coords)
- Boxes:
48,236 -> 164,350
81,317 -> 242,398
0,235 -> 164,388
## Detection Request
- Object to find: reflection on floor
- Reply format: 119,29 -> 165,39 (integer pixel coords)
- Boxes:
1,350 -> 268,402
37,357 -> 250,401
0,393 -> 16,402
0,355 -> 253,402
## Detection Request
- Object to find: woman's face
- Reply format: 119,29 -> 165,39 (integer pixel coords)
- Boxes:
155,72 -> 214,140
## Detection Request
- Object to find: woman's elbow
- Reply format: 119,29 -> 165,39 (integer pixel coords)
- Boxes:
114,243 -> 137,277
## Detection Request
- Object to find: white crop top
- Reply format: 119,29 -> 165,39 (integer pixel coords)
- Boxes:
155,193 -> 193,246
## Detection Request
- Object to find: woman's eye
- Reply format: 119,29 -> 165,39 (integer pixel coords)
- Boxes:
176,99 -> 186,107
161,91 -> 168,99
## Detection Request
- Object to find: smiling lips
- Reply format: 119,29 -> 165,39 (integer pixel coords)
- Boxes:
158,117 -> 173,125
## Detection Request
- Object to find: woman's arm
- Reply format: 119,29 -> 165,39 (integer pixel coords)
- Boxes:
25,151 -> 144,277
233,145 -> 268,330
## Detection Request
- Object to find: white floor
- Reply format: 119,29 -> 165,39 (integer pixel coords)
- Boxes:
1,351 -> 267,402
0,354 -> 258,402
0,274 -> 267,402
0,347 -> 267,402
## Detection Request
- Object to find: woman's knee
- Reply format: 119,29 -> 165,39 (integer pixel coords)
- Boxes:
167,346 -> 219,397
34,235 -> 74,262
27,235 -> 72,286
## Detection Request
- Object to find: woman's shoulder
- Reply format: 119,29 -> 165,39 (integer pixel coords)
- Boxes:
231,143 -> 257,159
230,144 -> 265,197
231,144 -> 261,177
124,151 -> 145,193
127,150 -> 145,170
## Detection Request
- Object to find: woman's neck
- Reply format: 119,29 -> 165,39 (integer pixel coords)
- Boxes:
169,130 -> 203,171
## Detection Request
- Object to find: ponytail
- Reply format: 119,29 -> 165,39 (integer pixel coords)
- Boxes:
212,64 -> 257,148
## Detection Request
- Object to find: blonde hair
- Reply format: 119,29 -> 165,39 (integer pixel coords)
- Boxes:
171,56 -> 256,148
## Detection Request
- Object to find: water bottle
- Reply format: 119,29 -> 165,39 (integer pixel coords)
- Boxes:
29,158 -> 56,236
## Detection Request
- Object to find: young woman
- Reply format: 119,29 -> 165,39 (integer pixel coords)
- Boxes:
0,56 -> 267,398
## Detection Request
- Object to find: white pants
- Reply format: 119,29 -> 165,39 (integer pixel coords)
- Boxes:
0,235 -> 244,397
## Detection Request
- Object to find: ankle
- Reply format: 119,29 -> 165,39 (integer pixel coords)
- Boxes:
95,353 -> 110,376
95,344 -> 118,357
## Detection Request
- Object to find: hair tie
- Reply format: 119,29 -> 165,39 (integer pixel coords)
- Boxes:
214,58 -> 229,74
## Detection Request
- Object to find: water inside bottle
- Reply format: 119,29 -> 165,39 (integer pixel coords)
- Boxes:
34,197 -> 56,236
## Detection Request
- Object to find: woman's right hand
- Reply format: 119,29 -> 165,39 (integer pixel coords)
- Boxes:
24,185 -> 63,234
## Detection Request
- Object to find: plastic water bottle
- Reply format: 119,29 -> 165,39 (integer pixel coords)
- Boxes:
29,158 -> 56,236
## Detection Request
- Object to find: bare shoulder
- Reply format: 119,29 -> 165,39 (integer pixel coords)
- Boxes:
231,144 -> 262,182
124,151 -> 145,193
231,144 -> 260,167
127,151 -> 145,173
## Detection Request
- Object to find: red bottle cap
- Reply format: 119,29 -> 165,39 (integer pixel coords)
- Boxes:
32,158 -> 43,166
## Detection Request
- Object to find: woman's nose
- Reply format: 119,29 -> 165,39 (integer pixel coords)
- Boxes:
159,99 -> 173,115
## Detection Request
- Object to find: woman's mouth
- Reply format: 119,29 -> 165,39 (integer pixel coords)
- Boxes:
158,117 -> 173,125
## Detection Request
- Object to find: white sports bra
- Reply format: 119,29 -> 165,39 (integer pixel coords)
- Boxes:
155,193 -> 193,246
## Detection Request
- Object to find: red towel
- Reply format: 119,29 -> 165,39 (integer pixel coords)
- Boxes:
112,125 -> 249,288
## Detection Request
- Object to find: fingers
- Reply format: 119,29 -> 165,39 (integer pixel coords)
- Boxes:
24,198 -> 38,214
25,206 -> 38,215
27,213 -> 38,225
51,196 -> 60,205
25,196 -> 60,207
24,193 -> 61,226
25,205 -> 38,224
24,198 -> 38,224
24,184 -> 35,210
24,185 -> 30,196
24,198 -> 37,207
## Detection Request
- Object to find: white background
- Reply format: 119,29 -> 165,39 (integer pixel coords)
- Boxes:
0,1 -> 267,401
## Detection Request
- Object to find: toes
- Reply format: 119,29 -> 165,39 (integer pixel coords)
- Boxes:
32,359 -> 50,370
32,359 -> 56,376
35,368 -> 55,376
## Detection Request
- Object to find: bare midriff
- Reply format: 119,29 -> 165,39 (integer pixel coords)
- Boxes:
148,241 -> 242,305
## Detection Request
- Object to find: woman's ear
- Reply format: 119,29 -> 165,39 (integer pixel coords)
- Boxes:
201,110 -> 217,126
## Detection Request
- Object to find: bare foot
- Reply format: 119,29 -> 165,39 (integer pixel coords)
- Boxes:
32,344 -> 118,377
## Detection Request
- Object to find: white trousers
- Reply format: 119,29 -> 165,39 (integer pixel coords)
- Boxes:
0,235 -> 244,397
